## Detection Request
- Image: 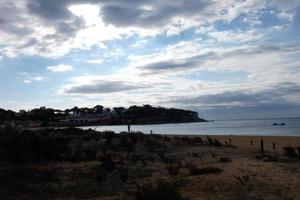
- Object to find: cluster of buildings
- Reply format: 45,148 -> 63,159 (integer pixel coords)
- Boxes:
60,112 -> 117,123
0,106 -> 128,128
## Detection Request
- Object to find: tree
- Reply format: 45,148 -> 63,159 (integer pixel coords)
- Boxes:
113,107 -> 125,118
93,105 -> 104,114
70,106 -> 79,113
104,108 -> 111,113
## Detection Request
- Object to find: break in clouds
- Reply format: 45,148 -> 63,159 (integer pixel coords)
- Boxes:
0,0 -> 300,118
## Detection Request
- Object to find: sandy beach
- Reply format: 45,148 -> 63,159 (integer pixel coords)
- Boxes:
203,135 -> 300,152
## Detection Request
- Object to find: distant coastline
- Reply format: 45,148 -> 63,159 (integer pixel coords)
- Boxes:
49,118 -> 206,128
0,104 -> 206,128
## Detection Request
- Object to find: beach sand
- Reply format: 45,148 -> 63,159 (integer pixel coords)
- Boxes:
203,135 -> 300,152
175,135 -> 300,200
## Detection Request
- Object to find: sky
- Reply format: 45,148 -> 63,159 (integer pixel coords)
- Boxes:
0,0 -> 300,119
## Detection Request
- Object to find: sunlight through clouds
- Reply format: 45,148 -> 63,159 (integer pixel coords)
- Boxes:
0,0 -> 300,118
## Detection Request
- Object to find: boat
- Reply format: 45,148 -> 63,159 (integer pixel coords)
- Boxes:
273,122 -> 285,126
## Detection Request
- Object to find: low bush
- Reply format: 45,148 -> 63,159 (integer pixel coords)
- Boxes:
90,164 -> 107,185
189,166 -> 223,176
0,130 -> 69,163
283,146 -> 298,158
219,157 -> 232,163
206,136 -> 223,147
166,165 -> 180,176
135,182 -> 189,200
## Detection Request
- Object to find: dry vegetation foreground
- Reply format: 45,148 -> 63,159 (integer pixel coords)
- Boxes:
0,128 -> 300,200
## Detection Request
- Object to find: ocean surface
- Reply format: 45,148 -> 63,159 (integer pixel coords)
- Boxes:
81,118 -> 300,136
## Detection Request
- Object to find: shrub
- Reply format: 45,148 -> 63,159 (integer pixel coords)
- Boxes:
135,182 -> 189,200
206,136 -> 223,146
118,167 -> 129,183
219,157 -> 232,163
213,139 -> 223,146
83,148 -> 97,160
102,131 -> 116,143
192,137 -> 203,144
0,130 -> 69,162
189,166 -> 223,176
99,155 -> 116,171
90,165 -> 107,185
283,146 -> 298,158
166,165 -> 180,176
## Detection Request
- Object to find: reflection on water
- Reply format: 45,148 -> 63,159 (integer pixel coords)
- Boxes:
81,118 -> 300,136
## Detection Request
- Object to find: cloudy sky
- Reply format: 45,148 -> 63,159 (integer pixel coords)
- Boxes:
0,0 -> 300,119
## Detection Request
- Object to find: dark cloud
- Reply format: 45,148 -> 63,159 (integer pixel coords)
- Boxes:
100,0 -> 212,28
161,82 -> 300,118
189,103 -> 300,119
63,80 -> 148,94
26,0 -> 85,36
162,82 -> 300,119
224,43 -> 300,57
24,0 -> 212,28
19,38 -> 38,48
167,82 -> 300,106
23,0 -> 300,30
0,0 -> 86,57
139,52 -> 215,73
27,0 -> 72,20
136,43 -> 300,74
180,91 -> 266,105
0,2 -> 34,36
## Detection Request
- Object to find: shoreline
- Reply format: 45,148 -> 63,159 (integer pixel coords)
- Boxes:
48,120 -> 207,128
173,135 -> 300,152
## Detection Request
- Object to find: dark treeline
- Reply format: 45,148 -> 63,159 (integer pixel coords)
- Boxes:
0,105 -> 206,126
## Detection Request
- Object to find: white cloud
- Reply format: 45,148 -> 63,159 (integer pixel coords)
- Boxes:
131,39 -> 148,47
208,29 -> 264,43
165,25 -> 183,36
86,59 -> 104,64
46,64 -> 74,73
277,11 -> 294,21
33,76 -> 44,81
24,76 -> 44,84
1,0 -> 298,59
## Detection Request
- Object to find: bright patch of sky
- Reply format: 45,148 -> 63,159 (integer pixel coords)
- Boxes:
0,0 -> 300,119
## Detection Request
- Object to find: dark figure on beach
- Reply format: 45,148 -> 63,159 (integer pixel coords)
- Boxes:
128,121 -> 131,133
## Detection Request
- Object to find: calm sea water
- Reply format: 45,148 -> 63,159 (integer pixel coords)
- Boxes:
81,118 -> 300,136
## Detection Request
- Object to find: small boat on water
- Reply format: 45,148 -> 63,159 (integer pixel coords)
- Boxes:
273,122 -> 285,126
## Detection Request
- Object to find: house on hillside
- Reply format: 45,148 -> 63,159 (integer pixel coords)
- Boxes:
61,111 -> 117,123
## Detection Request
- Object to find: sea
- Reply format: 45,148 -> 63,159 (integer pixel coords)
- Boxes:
81,118 -> 300,136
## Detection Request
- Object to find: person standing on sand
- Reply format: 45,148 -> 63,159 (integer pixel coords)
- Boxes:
128,120 -> 131,133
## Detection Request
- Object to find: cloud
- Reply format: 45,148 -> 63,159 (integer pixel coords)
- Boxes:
86,59 -> 104,64
160,82 -> 300,118
62,80 -> 148,94
138,52 -> 215,73
127,41 -> 300,76
207,29 -> 264,43
169,82 -> 300,106
99,0 -> 214,28
46,64 -> 74,73
277,11 -> 294,21
1,0 -> 299,58
24,76 -> 44,84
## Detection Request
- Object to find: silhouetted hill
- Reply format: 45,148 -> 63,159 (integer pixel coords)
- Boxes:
0,105 -> 206,126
